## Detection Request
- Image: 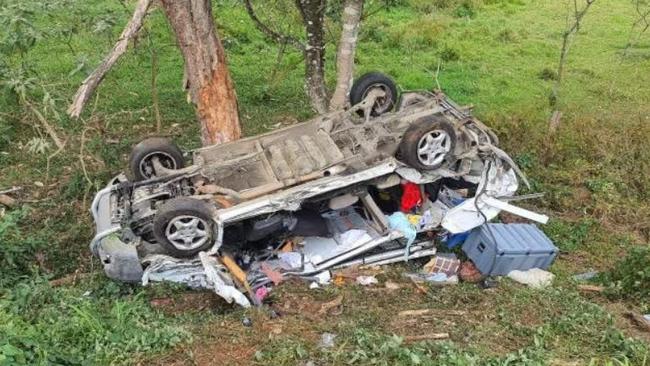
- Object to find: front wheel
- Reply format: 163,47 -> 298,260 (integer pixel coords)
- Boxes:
153,197 -> 218,258
399,116 -> 457,170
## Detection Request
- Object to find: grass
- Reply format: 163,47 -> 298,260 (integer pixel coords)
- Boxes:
0,0 -> 649,364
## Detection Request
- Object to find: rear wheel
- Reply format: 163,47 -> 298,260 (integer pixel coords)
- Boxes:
349,72 -> 398,116
399,116 -> 456,170
153,197 -> 218,257
129,138 -> 184,181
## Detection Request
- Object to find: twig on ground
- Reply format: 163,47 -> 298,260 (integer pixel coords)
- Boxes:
0,186 -> 22,195
398,309 -> 468,317
577,284 -> 605,293
403,333 -> 450,343
79,127 -> 95,187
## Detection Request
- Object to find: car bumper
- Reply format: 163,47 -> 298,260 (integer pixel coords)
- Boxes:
90,175 -> 144,283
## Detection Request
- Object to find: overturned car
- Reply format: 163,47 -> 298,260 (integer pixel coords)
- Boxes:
90,73 -> 546,307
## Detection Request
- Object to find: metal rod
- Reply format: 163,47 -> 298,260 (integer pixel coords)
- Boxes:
333,245 -> 431,269
361,249 -> 437,267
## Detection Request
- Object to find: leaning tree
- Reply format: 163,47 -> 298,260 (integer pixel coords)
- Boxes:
68,0 -> 240,146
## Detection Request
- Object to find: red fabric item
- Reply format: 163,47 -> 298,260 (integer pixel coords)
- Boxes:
400,182 -> 422,213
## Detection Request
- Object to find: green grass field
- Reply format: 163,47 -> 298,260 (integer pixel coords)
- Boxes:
1,0 -> 649,364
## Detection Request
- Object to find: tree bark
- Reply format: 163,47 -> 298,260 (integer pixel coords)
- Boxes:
329,0 -> 363,111
296,0 -> 329,114
68,0 -> 153,118
160,0 -> 241,145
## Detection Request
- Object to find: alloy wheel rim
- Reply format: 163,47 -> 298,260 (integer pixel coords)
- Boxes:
416,130 -> 451,167
165,215 -> 210,250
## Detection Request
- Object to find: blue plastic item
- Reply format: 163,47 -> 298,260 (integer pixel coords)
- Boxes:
445,231 -> 470,249
387,212 -> 417,260
462,224 -> 558,276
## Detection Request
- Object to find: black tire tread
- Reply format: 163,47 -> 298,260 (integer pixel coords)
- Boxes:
349,72 -> 399,116
128,137 -> 184,181
399,115 -> 457,170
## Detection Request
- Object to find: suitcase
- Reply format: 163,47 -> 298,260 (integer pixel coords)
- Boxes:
462,224 -> 558,276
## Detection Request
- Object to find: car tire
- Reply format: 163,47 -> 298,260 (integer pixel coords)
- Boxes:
399,115 -> 456,170
349,72 -> 399,116
129,137 -> 184,181
153,197 -> 218,258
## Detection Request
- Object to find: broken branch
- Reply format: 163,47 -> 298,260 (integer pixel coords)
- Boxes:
67,0 -> 153,118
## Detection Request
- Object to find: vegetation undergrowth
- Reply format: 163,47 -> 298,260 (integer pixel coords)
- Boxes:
0,0 -> 649,364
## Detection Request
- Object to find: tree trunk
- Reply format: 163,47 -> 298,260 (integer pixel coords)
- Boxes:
329,0 -> 363,111
160,0 -> 241,146
296,0 -> 329,114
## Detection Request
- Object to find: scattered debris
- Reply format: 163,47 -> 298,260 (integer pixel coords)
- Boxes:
49,272 -> 92,287
403,333 -> 450,343
384,281 -> 402,291
577,284 -> 605,293
319,333 -> 337,348
478,277 -> 499,289
423,254 -> 460,276
406,272 -> 459,286
318,295 -> 343,316
142,254 -> 251,308
409,277 -> 429,295
356,275 -> 379,286
255,287 -> 269,302
242,317 -> 253,327
573,271 -> 598,281
625,312 -> 650,333
459,261 -> 484,283
398,309 -> 467,317
507,268 -> 555,289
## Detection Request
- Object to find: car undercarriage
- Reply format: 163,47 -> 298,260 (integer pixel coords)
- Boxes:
90,74 -> 547,307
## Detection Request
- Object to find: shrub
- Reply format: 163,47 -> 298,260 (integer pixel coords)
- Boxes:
603,246 -> 650,304
0,209 -> 45,287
